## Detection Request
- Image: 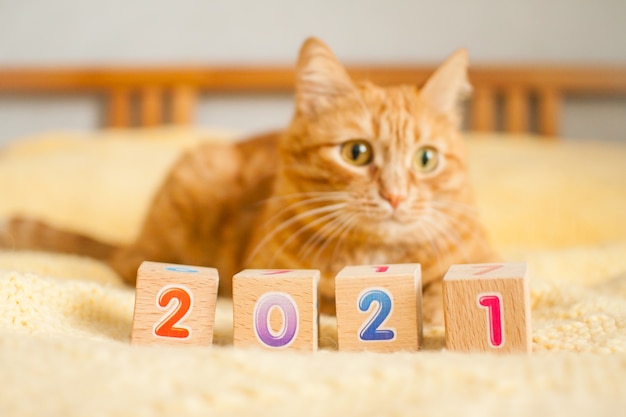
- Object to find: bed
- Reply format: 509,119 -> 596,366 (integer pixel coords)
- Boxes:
1,64 -> 626,416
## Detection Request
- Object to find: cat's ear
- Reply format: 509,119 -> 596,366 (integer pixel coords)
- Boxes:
420,49 -> 472,121
295,37 -> 358,117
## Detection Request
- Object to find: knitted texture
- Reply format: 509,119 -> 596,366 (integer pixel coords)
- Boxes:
1,130 -> 626,416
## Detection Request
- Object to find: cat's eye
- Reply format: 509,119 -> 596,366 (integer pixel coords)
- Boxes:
340,140 -> 373,166
413,146 -> 439,173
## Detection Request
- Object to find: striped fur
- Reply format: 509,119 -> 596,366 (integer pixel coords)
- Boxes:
246,38 -> 495,320
2,38 -> 495,323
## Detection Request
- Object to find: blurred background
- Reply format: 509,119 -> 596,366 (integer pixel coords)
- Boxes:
0,0 -> 625,145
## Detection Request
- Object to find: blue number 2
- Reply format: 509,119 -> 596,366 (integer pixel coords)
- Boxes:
358,289 -> 395,341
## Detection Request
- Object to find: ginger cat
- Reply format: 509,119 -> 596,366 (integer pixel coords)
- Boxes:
2,38 -> 495,323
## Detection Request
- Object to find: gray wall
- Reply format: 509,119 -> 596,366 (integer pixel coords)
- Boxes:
1,0 -> 625,145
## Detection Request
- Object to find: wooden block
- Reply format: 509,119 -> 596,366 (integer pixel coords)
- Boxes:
131,261 -> 219,346
335,264 -> 422,352
443,262 -> 531,353
233,269 -> 320,351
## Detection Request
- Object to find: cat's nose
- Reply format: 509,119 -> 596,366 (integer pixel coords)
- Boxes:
379,191 -> 406,209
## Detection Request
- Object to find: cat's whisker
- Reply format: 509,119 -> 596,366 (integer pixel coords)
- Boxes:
246,202 -> 347,265
301,216 -> 345,265
428,199 -> 481,219
423,208 -> 473,263
415,218 -> 447,268
424,220 -> 460,264
257,191 -> 350,207
267,209 -> 346,267
327,214 -> 361,267
354,196 -> 390,220
312,212 -> 360,267
297,212 -> 352,261
429,206 -> 476,236
259,193 -> 350,233
420,219 -> 465,279
413,205 -> 465,265
296,211 -> 348,260
410,198 -> 476,212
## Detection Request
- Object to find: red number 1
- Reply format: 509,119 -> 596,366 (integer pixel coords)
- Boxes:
472,264 -> 503,276
477,293 -> 504,348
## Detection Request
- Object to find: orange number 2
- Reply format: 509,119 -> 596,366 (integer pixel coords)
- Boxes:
153,285 -> 193,339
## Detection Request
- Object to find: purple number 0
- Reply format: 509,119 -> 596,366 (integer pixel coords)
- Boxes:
253,292 -> 299,348
358,288 -> 395,341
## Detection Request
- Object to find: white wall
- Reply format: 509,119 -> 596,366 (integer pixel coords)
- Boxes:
1,0 -> 625,144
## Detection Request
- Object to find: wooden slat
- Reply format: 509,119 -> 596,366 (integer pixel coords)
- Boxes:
1,65 -> 626,136
139,86 -> 162,127
538,88 -> 561,137
470,87 -> 496,132
1,66 -> 624,93
467,67 -> 626,93
107,88 -> 132,128
171,85 -> 196,125
504,87 -> 528,133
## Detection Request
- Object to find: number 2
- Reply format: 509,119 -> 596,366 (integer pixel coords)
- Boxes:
477,293 -> 504,347
358,288 -> 395,341
153,285 -> 193,339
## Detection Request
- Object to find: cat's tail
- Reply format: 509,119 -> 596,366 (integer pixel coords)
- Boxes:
0,216 -> 118,260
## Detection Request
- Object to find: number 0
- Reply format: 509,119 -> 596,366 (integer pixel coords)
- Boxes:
153,285 -> 193,339
253,292 -> 299,348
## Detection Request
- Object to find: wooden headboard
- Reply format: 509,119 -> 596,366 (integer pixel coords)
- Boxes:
1,65 -> 625,137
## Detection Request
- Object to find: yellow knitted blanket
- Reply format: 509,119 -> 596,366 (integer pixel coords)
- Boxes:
1,128 -> 626,416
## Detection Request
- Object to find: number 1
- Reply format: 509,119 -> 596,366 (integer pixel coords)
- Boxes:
477,293 -> 504,348
472,264 -> 504,276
